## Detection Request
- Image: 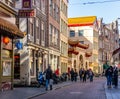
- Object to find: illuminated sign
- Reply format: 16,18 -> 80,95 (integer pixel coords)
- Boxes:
22,0 -> 31,8
18,9 -> 36,17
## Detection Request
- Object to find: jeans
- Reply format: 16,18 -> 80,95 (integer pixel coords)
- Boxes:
90,76 -> 93,82
45,79 -> 49,90
46,79 -> 53,90
107,75 -> 112,86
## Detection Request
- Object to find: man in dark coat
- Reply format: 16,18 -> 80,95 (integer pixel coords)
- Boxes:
45,65 -> 53,91
113,66 -> 118,88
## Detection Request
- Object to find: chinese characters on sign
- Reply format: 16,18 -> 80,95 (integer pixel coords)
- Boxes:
18,9 -> 36,17
22,0 -> 31,8
19,0 -> 35,18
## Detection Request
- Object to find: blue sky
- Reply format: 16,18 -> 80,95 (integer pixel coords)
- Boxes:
68,0 -> 120,23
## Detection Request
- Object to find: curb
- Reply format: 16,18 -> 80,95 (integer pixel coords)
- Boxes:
27,82 -> 72,99
27,91 -> 47,99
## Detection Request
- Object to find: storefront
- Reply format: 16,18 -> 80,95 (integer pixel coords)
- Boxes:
0,17 -> 24,91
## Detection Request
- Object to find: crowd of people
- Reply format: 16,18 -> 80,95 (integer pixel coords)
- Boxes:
41,66 -> 95,91
70,68 -> 94,83
40,63 -> 119,91
104,64 -> 119,88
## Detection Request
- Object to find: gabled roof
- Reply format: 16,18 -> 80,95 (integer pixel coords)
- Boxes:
68,16 -> 97,27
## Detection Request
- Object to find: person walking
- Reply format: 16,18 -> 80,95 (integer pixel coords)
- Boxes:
113,66 -> 118,88
105,66 -> 113,88
89,69 -> 94,82
79,68 -> 83,81
70,68 -> 74,82
45,65 -> 53,91
74,69 -> 78,82
82,69 -> 87,82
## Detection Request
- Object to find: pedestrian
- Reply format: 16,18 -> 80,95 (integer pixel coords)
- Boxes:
105,66 -> 113,88
74,69 -> 78,82
113,66 -> 118,88
70,68 -> 74,82
82,69 -> 87,82
89,69 -> 94,82
79,68 -> 83,81
45,65 -> 53,91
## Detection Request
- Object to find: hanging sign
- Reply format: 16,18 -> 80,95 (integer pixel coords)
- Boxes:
22,0 -> 31,8
18,9 -> 36,18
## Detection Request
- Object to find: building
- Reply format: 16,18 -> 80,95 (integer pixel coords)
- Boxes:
46,0 -> 60,72
68,39 -> 91,71
0,0 -> 24,91
98,18 -> 119,72
68,16 -> 99,73
15,0 -> 48,85
60,0 -> 68,74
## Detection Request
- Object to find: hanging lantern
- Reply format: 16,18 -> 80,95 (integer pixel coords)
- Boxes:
15,40 -> 23,50
3,37 -> 10,44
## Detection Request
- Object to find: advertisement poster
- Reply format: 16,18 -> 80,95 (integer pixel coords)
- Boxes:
2,61 -> 11,76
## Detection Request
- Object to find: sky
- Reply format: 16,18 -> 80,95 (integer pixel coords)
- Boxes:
68,0 -> 120,24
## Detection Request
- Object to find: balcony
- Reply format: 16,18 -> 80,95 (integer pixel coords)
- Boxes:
1,0 -> 15,8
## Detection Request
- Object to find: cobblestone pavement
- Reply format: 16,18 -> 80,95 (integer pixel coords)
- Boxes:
1,77 -> 120,99
33,77 -> 106,99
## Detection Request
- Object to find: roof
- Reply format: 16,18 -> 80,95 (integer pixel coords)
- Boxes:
0,17 -> 24,38
68,39 -> 89,49
68,16 -> 97,27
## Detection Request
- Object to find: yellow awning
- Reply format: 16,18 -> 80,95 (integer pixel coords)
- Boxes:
68,16 -> 97,27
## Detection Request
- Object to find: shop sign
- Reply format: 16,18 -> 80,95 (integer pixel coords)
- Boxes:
18,9 -> 36,18
22,0 -> 31,8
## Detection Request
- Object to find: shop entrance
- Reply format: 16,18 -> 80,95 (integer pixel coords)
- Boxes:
14,54 -> 20,79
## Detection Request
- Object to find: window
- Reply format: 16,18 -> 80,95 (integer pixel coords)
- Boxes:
70,30 -> 75,37
49,24 -> 52,44
41,0 -> 45,14
78,30 -> 84,36
56,29 -> 59,45
30,50 -> 34,76
30,23 -> 33,36
41,21 -> 45,41
79,41 -> 84,44
36,27 -> 39,39
49,0 -> 53,16
36,18 -> 39,39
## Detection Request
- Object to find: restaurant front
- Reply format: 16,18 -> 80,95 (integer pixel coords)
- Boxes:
0,17 -> 24,91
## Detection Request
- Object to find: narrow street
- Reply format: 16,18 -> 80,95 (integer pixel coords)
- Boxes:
33,77 -> 106,99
